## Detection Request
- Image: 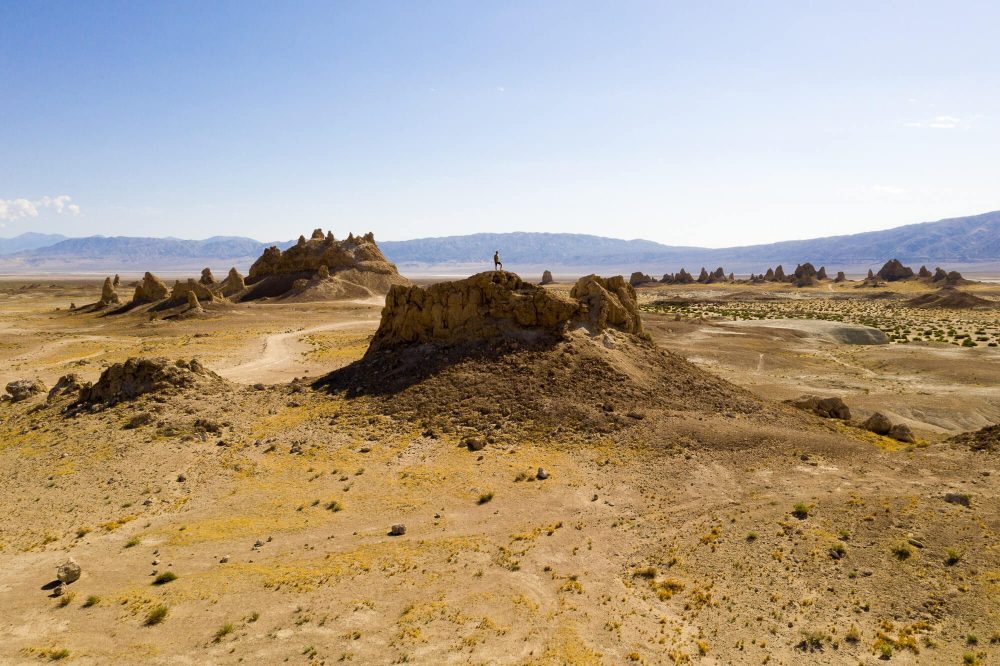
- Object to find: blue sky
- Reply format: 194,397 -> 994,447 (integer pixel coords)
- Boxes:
2,1 -> 998,247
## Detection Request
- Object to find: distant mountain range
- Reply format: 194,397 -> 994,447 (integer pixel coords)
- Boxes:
0,232 -> 68,255
1,210 -> 998,275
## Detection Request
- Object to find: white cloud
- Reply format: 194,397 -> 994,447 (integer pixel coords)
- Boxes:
904,115 -> 964,129
0,194 -> 81,221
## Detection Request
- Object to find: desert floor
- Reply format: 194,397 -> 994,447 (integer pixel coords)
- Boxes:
0,276 -> 998,665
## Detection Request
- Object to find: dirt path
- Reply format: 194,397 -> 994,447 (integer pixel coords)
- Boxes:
217,320 -> 378,383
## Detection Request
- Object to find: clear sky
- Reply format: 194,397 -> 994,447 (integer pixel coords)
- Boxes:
2,1 -> 998,247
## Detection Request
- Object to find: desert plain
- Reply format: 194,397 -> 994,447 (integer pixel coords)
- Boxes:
0,268 -> 998,666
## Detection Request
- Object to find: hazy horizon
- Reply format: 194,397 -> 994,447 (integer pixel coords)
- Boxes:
3,2 -> 999,247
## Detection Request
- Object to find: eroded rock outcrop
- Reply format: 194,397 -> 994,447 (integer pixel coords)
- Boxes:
876,259 -> 914,281
367,271 -> 642,354
75,357 -> 227,406
132,272 -> 170,303
629,272 -> 653,287
218,267 -> 246,297
540,270 -> 554,285
200,268 -> 215,285
98,277 -> 120,307
169,278 -> 217,306
244,229 -> 408,300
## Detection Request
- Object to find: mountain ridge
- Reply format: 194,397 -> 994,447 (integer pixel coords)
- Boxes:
1,210 -> 998,274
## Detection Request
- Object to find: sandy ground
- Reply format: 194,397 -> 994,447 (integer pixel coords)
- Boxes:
0,277 -> 998,665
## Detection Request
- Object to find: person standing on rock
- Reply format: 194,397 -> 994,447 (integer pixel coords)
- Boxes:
494,250 -> 503,271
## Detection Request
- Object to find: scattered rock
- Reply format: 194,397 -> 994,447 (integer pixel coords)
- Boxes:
948,424 -> 1000,452
943,492 -> 971,507
536,468 -> 549,480
125,412 -> 155,429
56,559 -> 81,584
389,524 -> 406,536
465,437 -> 486,452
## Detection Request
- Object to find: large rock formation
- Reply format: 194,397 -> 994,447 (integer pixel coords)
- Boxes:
540,270 -> 554,285
76,358 -> 227,406
132,272 -> 170,303
876,259 -> 914,281
367,271 -> 642,354
244,229 -> 408,300
793,263 -> 819,287
199,268 -> 215,285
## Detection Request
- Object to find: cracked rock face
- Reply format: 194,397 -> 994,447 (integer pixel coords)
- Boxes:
366,271 -> 643,354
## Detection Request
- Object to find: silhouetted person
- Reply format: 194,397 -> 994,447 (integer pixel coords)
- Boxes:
493,250 -> 502,271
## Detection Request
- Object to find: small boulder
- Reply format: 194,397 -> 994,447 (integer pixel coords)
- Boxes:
888,423 -> 915,443
389,524 -> 406,536
536,468 -> 549,480
465,437 -> 486,452
5,379 -> 46,402
56,558 -> 81,584
862,412 -> 893,435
